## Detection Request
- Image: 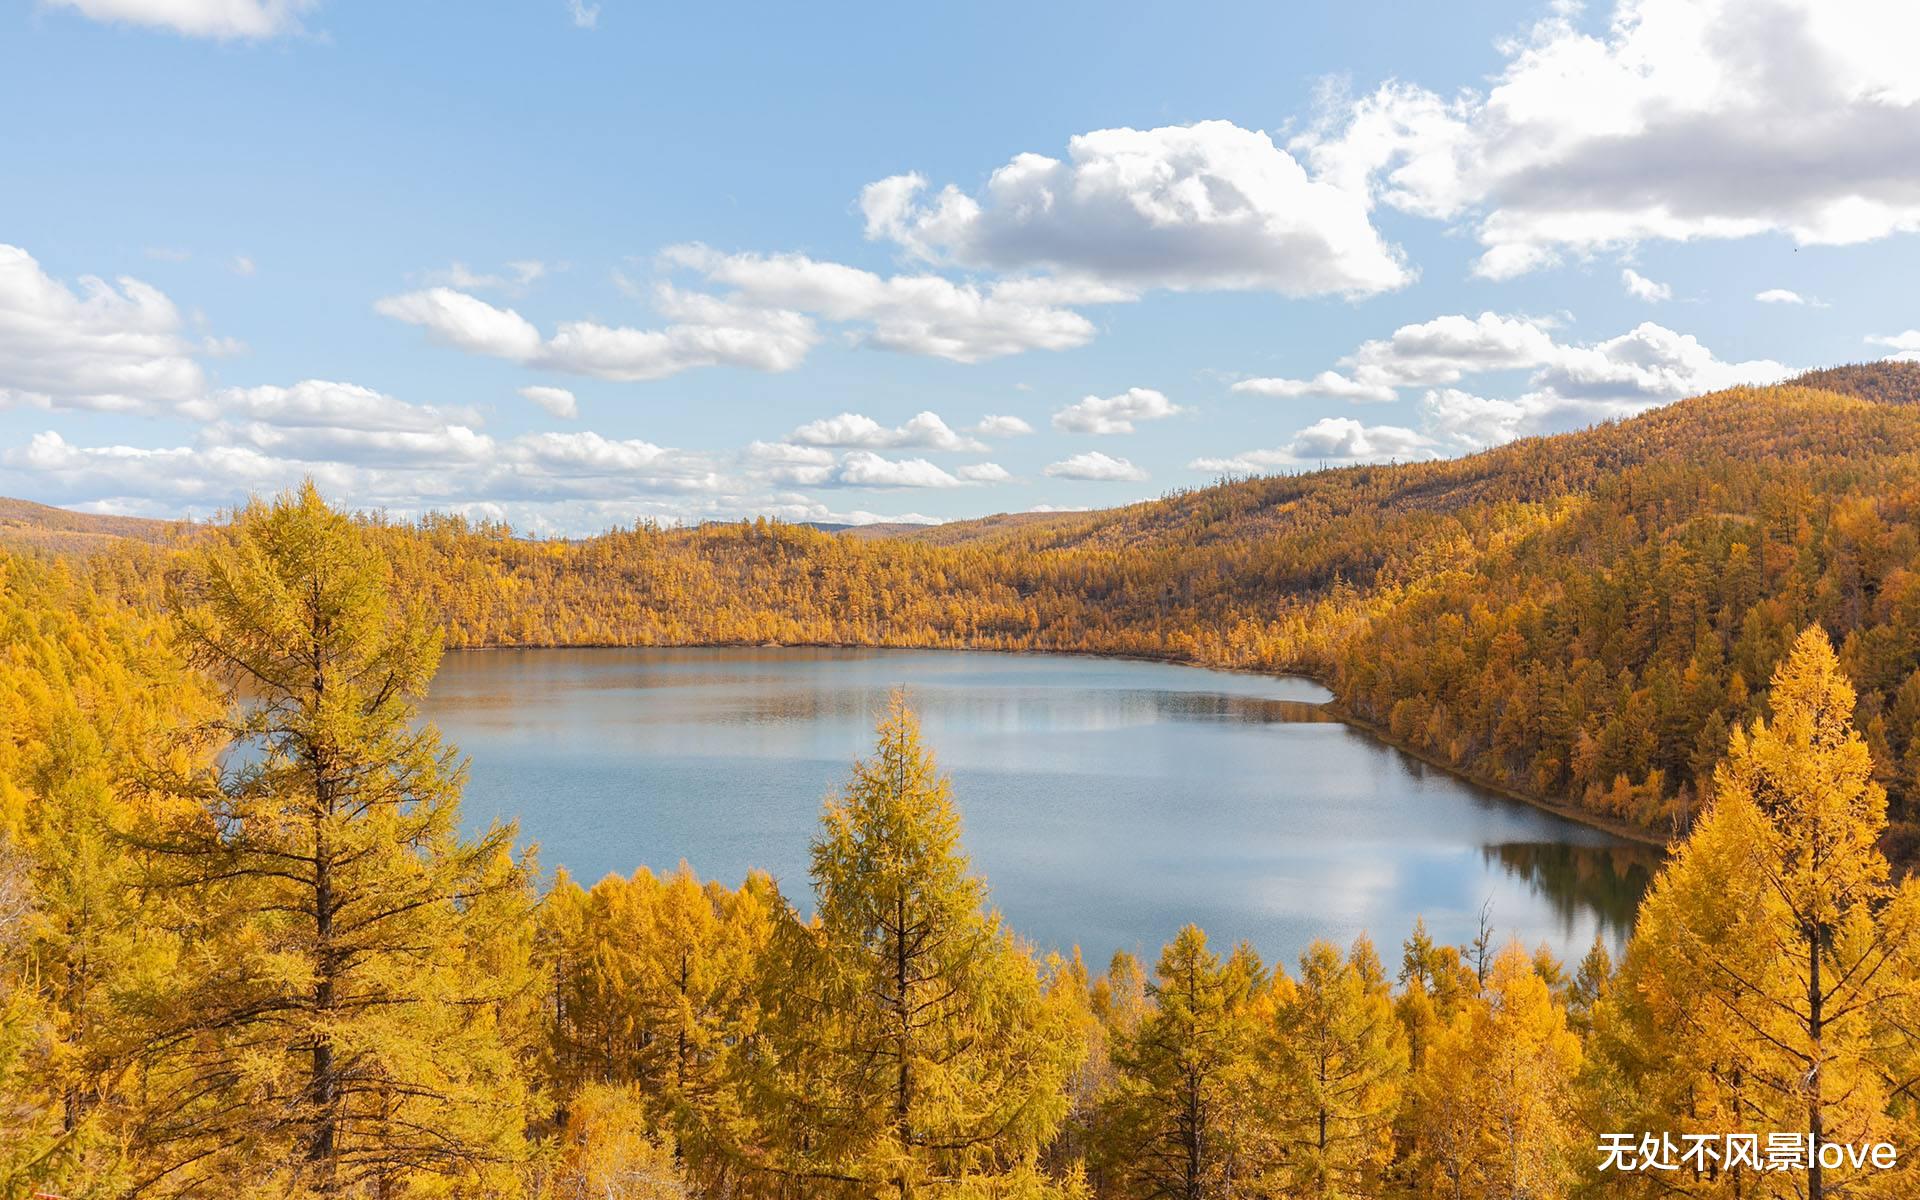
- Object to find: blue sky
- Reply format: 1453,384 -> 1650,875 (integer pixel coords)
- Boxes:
3,0 -> 1918,530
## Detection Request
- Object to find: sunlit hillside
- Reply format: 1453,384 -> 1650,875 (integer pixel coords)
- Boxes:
10,363 -> 1920,855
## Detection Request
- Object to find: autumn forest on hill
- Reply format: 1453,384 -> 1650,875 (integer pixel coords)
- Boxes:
36,361 -> 1920,856
7,364 -> 1920,1197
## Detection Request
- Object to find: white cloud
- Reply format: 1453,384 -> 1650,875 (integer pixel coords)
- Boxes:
1291,417 -> 1435,461
1258,310 -> 1792,455
1044,451 -> 1148,482
1052,387 -> 1183,434
1345,311 -> 1562,387
1189,417 -> 1438,474
375,288 -> 544,359
231,255 -> 256,277
566,0 -> 599,28
863,120 -> 1410,297
1230,370 -> 1397,403
1302,0 -> 1920,276
3,396 -> 1012,530
1417,388 -> 1534,452
175,380 -> 495,469
745,440 -> 836,486
1755,288 -> 1807,304
833,452 -> 973,489
972,414 -> 1035,437
512,431 -> 681,476
178,379 -> 476,431
742,442 -> 1005,489
206,422 -> 496,467
1621,268 -> 1671,302
375,284 -> 818,381
955,462 -> 1012,483
49,0 -> 315,39
1530,322 -> 1790,407
1869,330 -> 1920,361
519,385 -> 579,419
1416,321 -> 1790,448
787,411 -> 985,452
0,243 -> 204,411
665,246 -> 1099,363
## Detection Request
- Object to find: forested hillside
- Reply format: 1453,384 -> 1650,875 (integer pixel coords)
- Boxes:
11,362 -> 1920,854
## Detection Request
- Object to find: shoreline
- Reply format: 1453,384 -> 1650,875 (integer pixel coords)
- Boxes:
441,639 -> 1673,854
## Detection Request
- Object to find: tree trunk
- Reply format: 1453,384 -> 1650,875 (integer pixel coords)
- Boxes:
1808,931 -> 1823,1200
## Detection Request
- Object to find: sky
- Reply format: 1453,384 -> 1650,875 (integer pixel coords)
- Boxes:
3,0 -> 1918,532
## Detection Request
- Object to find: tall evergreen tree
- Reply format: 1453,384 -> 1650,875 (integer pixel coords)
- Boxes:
1107,925 -> 1266,1200
756,694 -> 1084,1198
145,482 -> 536,1196
1589,625 -> 1920,1198
1410,942 -> 1582,1200
1263,937 -> 1408,1198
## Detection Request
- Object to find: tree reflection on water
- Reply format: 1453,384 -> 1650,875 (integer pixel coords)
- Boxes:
1481,841 -> 1660,946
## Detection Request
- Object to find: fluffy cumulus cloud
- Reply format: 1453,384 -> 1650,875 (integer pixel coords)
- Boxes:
1344,312 -> 1564,388
1413,318 -> 1789,446
863,120 -> 1410,297
786,410 -> 985,452
665,246 -> 1099,363
1289,417 -> 1435,461
378,246 -> 1108,375
1190,418 -> 1437,473
1302,0 -> 1920,277
1871,331 -> 1920,361
834,452 -> 976,489
1756,288 -> 1808,304
374,284 -> 818,381
1044,451 -> 1148,482
744,439 -> 1008,490
48,0 -> 316,39
0,389 -> 874,523
1199,311 -> 1793,472
519,385 -> 579,418
1051,387 -> 1183,434
0,243 -> 205,411
971,414 -> 1035,437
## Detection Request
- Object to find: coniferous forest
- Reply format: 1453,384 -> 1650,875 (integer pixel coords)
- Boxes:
6,365 -> 1920,1197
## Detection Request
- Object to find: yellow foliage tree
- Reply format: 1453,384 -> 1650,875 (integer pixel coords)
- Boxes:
1411,942 -> 1583,1200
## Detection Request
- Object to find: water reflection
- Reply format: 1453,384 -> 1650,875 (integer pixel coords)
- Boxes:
425,647 -> 1657,968
1480,842 -> 1659,949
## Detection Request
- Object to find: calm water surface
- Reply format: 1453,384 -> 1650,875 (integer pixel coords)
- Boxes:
423,647 -> 1655,967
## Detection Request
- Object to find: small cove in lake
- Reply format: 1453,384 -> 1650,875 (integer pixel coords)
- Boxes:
422,646 -> 1656,967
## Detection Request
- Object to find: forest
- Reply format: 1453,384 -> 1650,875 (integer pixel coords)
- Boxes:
5,365 -> 1920,1196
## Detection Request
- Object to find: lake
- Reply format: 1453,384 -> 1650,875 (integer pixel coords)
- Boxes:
423,646 -> 1656,969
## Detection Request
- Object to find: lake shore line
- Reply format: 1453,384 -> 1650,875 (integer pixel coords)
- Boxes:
442,639 -> 1674,853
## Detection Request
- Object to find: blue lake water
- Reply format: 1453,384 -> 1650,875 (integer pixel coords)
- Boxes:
423,646 -> 1655,970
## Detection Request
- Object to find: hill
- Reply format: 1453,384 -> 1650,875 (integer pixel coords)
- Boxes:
0,496 -> 178,554
10,362 -> 1920,856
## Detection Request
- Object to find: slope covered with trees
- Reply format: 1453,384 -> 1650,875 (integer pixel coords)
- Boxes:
5,489 -> 1920,1197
